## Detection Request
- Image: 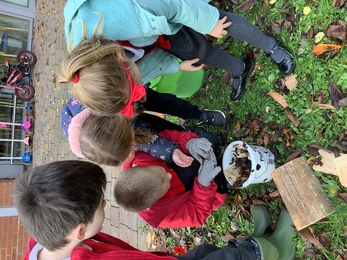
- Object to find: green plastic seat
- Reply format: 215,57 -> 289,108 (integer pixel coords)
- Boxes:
149,69 -> 204,98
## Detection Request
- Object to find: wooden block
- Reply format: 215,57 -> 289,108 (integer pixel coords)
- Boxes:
272,156 -> 335,230
334,154 -> 347,187
312,149 -> 338,175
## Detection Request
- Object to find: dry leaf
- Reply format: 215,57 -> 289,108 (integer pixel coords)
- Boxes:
328,81 -> 343,109
284,74 -> 298,91
268,92 -> 288,108
284,149 -> 302,163
314,32 -> 325,43
337,193 -> 347,204
269,190 -> 280,197
313,102 -> 335,109
312,43 -> 342,56
338,98 -> 347,107
305,108 -> 313,114
233,0 -> 256,12
284,108 -> 300,127
326,24 -> 346,42
298,228 -> 331,253
303,6 -> 311,15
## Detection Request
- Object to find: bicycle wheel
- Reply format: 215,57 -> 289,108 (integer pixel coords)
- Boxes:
15,83 -> 35,101
17,51 -> 37,67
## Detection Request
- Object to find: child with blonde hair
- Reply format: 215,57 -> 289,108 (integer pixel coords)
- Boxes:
58,39 -> 226,126
64,0 -> 294,102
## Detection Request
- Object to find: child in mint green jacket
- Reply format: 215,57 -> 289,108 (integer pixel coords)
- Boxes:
64,0 -> 294,101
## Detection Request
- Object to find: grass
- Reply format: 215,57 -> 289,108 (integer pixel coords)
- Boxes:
157,0 -> 347,259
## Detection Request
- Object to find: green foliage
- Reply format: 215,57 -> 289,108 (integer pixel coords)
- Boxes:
164,0 -> 347,258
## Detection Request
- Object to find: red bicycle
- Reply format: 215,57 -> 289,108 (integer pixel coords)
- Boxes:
0,50 -> 36,101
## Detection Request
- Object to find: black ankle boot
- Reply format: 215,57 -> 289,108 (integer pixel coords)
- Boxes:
230,58 -> 254,101
266,39 -> 295,76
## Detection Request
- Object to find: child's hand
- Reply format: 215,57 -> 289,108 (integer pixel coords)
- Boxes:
173,148 -> 194,167
208,16 -> 232,38
198,159 -> 221,187
179,58 -> 204,72
186,138 -> 212,164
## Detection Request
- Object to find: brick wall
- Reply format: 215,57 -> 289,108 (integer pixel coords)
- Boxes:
0,179 -> 30,260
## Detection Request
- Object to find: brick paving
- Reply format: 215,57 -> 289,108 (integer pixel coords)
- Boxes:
30,0 -> 148,251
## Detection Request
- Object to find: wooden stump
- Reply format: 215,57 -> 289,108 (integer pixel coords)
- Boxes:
272,156 -> 335,230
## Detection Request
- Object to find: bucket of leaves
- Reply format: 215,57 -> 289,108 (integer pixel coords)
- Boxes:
222,141 -> 275,188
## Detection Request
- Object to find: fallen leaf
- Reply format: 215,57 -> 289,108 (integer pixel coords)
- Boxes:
284,74 -> 298,91
269,190 -> 280,197
233,0 -> 256,12
328,81 -> 343,109
270,20 -> 281,34
338,98 -> 347,107
270,0 -> 276,3
305,108 -> 313,114
268,92 -> 288,108
222,71 -> 231,84
326,23 -> 346,42
313,102 -> 335,109
312,43 -> 342,56
314,32 -> 325,43
298,228 -> 331,253
252,198 -> 267,205
332,0 -> 346,8
337,193 -> 347,204
284,149 -> 302,163
263,132 -> 270,147
303,6 -> 311,15
265,106 -> 271,113
284,109 -> 300,127
318,233 -> 330,246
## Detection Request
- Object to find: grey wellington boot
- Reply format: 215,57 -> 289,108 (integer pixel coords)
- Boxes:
253,209 -> 296,260
250,205 -> 271,237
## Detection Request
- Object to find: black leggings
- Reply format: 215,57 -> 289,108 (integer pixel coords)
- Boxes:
142,88 -> 202,122
166,11 -> 275,76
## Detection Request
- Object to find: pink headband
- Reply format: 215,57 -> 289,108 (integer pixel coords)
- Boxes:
118,61 -> 146,118
68,108 -> 92,157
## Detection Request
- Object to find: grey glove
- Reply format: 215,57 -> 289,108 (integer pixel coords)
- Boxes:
186,138 -> 213,164
197,159 -> 221,187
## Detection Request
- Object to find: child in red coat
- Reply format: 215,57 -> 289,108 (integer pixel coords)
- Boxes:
14,160 -> 295,260
115,129 -> 229,228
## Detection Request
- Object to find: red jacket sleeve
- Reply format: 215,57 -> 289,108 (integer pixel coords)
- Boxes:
139,178 -> 227,228
159,129 -> 198,154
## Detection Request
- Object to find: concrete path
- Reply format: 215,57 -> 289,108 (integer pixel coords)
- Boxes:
30,0 -> 148,250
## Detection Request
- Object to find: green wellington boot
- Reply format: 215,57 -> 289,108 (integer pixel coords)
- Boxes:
252,209 -> 296,260
250,205 -> 271,237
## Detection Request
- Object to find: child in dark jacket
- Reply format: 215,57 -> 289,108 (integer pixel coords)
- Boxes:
14,160 -> 296,260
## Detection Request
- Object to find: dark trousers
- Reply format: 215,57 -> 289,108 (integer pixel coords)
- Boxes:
165,11 -> 275,76
143,88 -> 202,121
175,241 -> 257,260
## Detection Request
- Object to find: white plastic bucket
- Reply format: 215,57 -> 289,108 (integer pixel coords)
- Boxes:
222,141 -> 275,188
